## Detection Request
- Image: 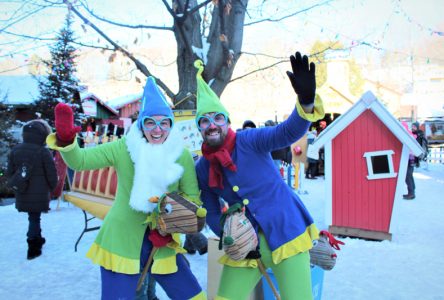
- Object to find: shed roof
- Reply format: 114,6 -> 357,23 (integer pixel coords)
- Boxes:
80,91 -> 119,116
106,93 -> 142,110
312,91 -> 423,156
0,75 -> 39,105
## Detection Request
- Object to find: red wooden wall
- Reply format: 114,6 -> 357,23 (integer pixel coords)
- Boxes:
118,101 -> 141,118
332,110 -> 402,232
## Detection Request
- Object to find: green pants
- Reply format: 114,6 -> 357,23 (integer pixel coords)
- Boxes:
216,233 -> 313,300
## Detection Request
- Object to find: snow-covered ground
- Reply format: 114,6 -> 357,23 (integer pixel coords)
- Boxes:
1,163 -> 443,300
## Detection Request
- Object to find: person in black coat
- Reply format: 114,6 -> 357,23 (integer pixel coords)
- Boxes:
265,120 -> 292,174
6,119 -> 58,259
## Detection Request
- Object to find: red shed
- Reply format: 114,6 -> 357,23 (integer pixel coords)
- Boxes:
309,91 -> 423,240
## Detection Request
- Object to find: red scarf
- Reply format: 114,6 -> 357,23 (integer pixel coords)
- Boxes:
202,128 -> 237,189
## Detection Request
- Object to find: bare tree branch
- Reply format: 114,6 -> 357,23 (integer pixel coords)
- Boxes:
2,29 -> 115,51
63,0 -> 175,99
231,43 -> 352,82
161,0 -> 176,17
229,60 -> 287,83
241,51 -> 287,59
169,0 -> 193,54
78,0 -> 173,31
2,30 -> 56,41
0,5 -> 48,32
187,0 -> 213,16
245,0 -> 332,26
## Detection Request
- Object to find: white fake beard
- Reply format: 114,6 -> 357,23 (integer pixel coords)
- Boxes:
125,122 -> 184,213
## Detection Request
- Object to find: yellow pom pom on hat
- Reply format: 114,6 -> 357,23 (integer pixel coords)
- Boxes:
194,60 -> 230,121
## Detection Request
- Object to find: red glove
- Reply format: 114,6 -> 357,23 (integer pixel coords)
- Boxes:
148,230 -> 172,248
55,103 -> 81,146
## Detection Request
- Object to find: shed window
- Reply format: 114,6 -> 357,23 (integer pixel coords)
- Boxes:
363,150 -> 397,180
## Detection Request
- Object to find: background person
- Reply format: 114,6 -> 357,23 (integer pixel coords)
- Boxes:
242,120 -> 257,130
305,128 -> 318,179
7,119 -> 58,260
264,120 -> 291,174
411,122 -> 428,167
402,121 -> 417,200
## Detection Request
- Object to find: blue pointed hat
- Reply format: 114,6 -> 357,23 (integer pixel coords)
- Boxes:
137,77 -> 173,129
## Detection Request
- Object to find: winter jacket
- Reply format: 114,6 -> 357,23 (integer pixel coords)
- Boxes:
7,120 -> 58,213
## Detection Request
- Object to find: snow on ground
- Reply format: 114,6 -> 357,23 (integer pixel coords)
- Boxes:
1,163 -> 443,299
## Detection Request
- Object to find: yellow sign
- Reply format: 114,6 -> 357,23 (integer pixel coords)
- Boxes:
174,110 -> 203,155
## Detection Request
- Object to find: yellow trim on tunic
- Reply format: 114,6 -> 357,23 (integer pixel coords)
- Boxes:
152,252 -> 178,274
190,291 -> 207,300
86,232 -> 189,275
271,223 -> 319,265
218,255 -> 259,268
46,133 -> 77,151
296,94 -> 325,122
218,224 -> 319,268
151,233 -> 187,274
86,243 -> 140,274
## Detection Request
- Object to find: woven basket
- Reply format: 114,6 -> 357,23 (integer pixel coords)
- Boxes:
156,192 -> 206,235
222,210 -> 258,261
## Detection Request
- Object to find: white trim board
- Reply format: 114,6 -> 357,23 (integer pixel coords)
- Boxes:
310,91 -> 423,157
363,150 -> 397,180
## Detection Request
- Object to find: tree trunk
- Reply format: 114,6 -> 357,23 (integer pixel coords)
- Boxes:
174,0 -> 202,109
174,0 -> 248,109
205,0 -> 248,96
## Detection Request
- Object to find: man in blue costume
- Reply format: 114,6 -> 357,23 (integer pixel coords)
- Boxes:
194,52 -> 324,299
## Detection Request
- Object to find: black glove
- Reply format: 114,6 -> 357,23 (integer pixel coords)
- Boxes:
286,52 -> 316,106
245,250 -> 261,259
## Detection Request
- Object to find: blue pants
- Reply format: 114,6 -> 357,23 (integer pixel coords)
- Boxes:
405,164 -> 415,195
101,230 -> 202,300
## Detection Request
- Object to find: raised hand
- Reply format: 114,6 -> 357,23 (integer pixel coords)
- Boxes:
54,103 -> 81,146
286,52 -> 316,106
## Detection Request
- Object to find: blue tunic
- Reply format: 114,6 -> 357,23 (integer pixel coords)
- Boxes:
196,108 -> 317,256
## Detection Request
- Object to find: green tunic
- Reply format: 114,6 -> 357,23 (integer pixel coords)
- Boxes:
47,130 -> 199,274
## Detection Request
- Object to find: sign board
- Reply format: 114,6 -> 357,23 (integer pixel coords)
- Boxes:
82,100 -> 97,117
174,110 -> 203,154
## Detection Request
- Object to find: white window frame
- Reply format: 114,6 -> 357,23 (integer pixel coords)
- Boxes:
363,150 -> 397,180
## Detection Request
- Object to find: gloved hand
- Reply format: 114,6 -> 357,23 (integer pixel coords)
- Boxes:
286,52 -> 316,106
55,103 -> 81,147
245,250 -> 261,259
148,229 -> 172,248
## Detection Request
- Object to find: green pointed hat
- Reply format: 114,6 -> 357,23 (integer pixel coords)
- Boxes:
194,60 -> 229,120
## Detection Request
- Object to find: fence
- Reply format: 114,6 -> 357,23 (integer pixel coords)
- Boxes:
427,144 -> 444,164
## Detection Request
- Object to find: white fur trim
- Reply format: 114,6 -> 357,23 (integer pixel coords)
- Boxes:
125,122 -> 185,213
